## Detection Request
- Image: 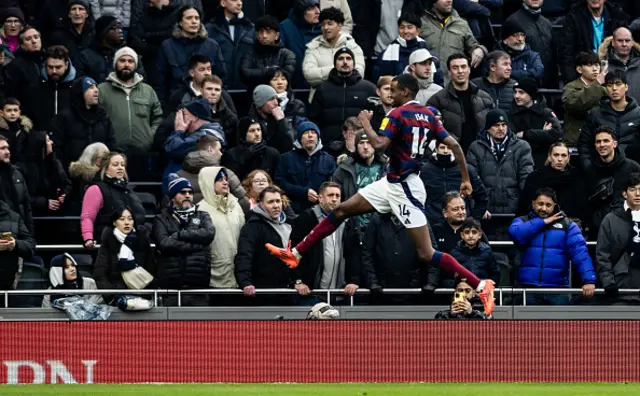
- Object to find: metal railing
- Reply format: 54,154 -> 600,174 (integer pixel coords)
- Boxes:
3,287 -> 633,308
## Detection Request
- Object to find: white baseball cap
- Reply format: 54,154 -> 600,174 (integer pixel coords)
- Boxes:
409,49 -> 438,65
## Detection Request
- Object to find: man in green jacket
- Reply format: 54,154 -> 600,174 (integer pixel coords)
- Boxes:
98,47 -> 164,152
562,51 -> 607,145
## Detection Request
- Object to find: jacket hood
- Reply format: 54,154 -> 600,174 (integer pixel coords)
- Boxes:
594,146 -> 627,169
251,202 -> 287,224
0,115 -> 32,133
70,77 -> 99,119
106,71 -> 145,89
49,253 -> 78,287
172,22 -> 208,40
199,166 -> 238,211
69,161 -> 100,181
598,96 -> 640,114
42,60 -> 77,83
182,150 -> 220,174
293,120 -> 323,155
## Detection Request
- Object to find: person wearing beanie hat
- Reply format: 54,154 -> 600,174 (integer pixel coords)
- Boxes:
221,117 -> 282,181
49,1 -> 93,64
508,77 -> 562,168
248,84 -> 295,154
96,44 -> 163,161
471,50 -> 516,112
302,6 -> 365,95
75,15 -> 127,83
496,18 -> 544,82
467,107 -> 533,220
1,7 -> 23,53
153,172 -> 215,301
280,0 -> 321,87
275,119 -> 336,213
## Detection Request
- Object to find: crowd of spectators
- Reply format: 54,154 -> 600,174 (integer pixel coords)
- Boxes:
1,0 -> 640,309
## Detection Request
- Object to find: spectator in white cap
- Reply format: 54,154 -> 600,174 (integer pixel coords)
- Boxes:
248,84 -> 295,154
98,46 -> 163,178
405,48 -> 443,105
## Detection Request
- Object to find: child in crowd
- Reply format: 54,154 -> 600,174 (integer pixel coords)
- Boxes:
448,217 -> 501,288
0,97 -> 33,164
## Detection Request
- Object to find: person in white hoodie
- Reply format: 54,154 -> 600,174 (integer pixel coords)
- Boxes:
197,166 -> 245,298
405,48 -> 442,105
302,7 -> 364,100
42,253 -> 103,308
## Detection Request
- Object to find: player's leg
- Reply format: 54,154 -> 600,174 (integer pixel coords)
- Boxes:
266,178 -> 388,268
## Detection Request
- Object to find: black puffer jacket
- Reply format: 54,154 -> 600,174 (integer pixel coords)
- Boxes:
0,162 -> 34,235
50,78 -> 117,169
234,210 -> 294,289
239,41 -> 297,91
448,241 -> 500,288
558,1 -> 628,82
247,104 -> 296,154
504,7 -> 556,87
508,97 -> 563,168
2,48 -> 44,101
309,69 -> 377,152
152,208 -> 215,288
17,130 -> 72,215
471,76 -> 516,112
49,18 -> 94,64
90,177 -> 146,241
578,97 -> 640,174
0,200 -> 35,290
93,225 -> 156,303
221,122 -> 282,182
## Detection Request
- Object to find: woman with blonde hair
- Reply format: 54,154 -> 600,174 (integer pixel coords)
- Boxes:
80,152 -> 146,248
242,169 -> 296,219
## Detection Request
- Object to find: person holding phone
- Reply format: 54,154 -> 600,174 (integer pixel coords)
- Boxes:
434,276 -> 489,320
509,187 -> 597,305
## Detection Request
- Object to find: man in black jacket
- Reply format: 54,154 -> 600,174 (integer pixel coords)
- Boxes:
472,50 -> 515,112
50,76 -> 117,169
503,0 -> 556,88
48,0 -> 93,64
579,70 -> 640,172
558,0 -> 628,83
221,116 -> 281,181
0,199 -> 36,307
508,77 -> 562,168
153,174 -> 215,306
247,84 -> 296,154
239,15 -> 296,93
2,26 -> 44,103
309,47 -> 376,156
290,182 -> 361,302
22,45 -> 77,131
234,186 -> 297,305
0,135 -> 33,235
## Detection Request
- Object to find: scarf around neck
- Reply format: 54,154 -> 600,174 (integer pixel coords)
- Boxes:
114,228 -> 136,271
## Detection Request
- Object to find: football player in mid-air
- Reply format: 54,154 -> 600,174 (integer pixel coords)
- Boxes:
266,73 -> 495,315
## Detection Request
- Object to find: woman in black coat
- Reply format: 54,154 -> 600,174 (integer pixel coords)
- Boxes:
93,205 -> 156,305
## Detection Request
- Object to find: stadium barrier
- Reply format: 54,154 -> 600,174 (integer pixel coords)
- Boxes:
2,287 -> 635,308
1,320 -> 639,384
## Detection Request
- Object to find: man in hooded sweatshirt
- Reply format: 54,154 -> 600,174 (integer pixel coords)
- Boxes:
197,166 -> 245,300
50,76 -> 117,169
275,119 -> 336,214
280,0 -> 321,88
404,48 -> 442,105
221,116 -> 281,181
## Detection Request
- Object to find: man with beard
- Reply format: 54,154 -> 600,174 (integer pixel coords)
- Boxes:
309,47 -> 376,155
585,126 -> 640,233
599,27 -> 640,102
579,70 -> 640,171
77,16 -> 143,83
494,20 -> 544,82
2,26 -> 44,103
22,45 -> 77,131
405,49 -> 442,106
153,174 -> 215,306
0,135 -> 33,234
98,47 -> 163,180
472,51 -> 516,112
509,187 -> 596,305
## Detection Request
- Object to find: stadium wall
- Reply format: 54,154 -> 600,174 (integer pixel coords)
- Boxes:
1,321 -> 639,384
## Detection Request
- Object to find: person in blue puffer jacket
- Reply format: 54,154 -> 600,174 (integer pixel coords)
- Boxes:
509,187 -> 596,305
280,0 -> 322,88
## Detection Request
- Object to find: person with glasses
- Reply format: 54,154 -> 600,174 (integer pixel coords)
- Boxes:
1,7 -> 24,56
495,19 -> 544,82
241,169 -> 296,220
222,116 -> 281,182
153,173 -> 215,306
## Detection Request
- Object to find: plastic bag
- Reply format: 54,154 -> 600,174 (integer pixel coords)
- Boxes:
52,296 -> 114,321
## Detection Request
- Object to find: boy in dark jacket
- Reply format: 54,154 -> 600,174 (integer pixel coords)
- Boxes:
448,217 -> 500,289
0,97 -> 32,164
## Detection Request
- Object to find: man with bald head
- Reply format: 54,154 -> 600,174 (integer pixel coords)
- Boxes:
603,27 -> 640,101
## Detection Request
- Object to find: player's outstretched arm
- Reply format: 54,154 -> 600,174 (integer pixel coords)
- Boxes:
443,136 -> 473,197
358,110 -> 391,151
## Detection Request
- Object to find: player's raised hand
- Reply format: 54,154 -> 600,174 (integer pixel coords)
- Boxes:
460,181 -> 473,197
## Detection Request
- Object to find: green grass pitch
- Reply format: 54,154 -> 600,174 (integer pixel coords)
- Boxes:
1,383 -> 640,395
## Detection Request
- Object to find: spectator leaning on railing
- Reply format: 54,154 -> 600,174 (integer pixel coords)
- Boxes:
509,187 -> 596,305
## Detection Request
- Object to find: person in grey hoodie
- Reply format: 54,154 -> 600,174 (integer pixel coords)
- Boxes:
404,48 -> 442,105
234,185 -> 298,305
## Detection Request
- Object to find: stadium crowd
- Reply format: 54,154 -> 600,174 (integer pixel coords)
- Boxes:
0,0 -> 639,308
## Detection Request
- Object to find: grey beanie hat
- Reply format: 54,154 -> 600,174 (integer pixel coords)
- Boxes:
253,85 -> 278,108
